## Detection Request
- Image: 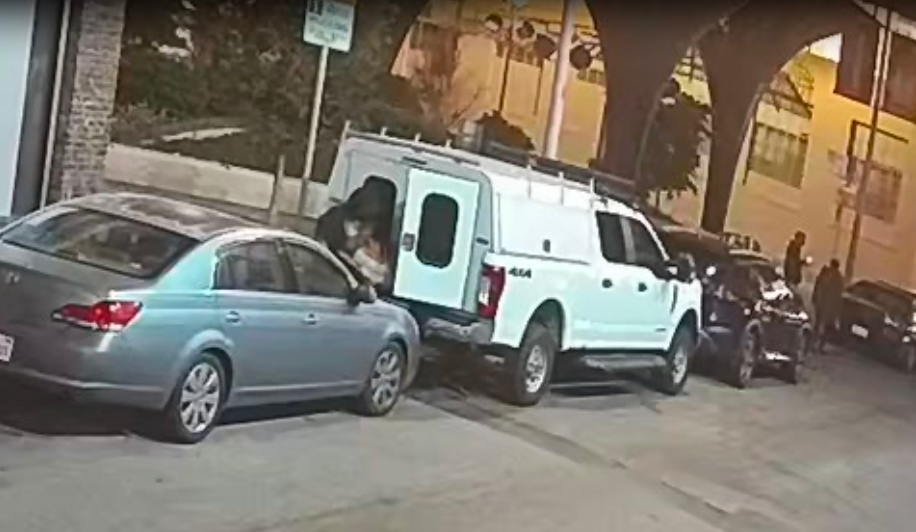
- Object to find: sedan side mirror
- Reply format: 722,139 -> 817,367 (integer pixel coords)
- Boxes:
347,283 -> 377,306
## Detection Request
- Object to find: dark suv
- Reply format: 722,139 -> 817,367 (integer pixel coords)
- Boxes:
839,280 -> 916,372
659,227 -> 812,388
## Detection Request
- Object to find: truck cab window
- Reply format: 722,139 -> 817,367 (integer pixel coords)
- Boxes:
596,213 -> 627,264
625,219 -> 665,267
417,193 -> 458,268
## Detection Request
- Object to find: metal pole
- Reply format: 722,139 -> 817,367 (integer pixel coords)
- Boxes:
268,153 -> 287,226
497,3 -> 516,114
543,0 -> 577,159
845,8 -> 893,280
299,44 -> 330,217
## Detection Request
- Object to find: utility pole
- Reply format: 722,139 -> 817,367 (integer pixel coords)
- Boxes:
542,0 -> 578,159
845,7 -> 893,281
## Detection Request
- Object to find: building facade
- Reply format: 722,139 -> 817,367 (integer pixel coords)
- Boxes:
396,0 -> 916,290
0,0 -> 125,218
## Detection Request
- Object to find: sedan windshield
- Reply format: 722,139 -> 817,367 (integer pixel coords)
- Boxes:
1,206 -> 195,279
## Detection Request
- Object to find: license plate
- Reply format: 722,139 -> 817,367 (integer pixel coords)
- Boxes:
0,333 -> 13,363
851,325 -> 869,339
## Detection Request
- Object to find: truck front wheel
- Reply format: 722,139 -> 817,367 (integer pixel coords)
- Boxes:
502,322 -> 557,406
654,326 -> 694,396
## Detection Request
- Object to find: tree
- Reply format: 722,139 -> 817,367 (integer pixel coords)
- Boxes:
115,0 -> 444,179
639,80 -> 712,202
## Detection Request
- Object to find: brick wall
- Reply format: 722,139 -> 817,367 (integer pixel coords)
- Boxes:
47,0 -> 126,202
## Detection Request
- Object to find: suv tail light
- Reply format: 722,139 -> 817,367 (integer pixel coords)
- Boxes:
478,265 -> 506,319
53,301 -> 143,332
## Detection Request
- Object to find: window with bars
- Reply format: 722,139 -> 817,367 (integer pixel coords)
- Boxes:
747,123 -> 809,188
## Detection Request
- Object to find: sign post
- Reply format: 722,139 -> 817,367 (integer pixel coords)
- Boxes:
299,0 -> 356,218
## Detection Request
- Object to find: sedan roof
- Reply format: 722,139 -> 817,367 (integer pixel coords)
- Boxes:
69,193 -> 261,241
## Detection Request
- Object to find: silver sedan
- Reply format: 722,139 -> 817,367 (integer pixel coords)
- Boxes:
0,193 -> 421,443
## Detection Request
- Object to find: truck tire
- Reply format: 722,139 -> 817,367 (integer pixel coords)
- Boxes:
502,322 -> 557,406
654,326 -> 694,396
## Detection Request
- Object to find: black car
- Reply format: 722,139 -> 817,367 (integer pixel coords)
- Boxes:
839,280 -> 916,372
659,227 -> 812,388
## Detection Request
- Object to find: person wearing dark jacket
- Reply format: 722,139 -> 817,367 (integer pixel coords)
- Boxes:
784,231 -> 807,288
813,259 -> 844,352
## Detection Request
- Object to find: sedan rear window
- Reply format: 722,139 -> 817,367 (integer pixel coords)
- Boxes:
1,207 -> 195,279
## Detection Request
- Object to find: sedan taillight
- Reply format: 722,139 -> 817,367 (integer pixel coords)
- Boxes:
53,301 -> 142,332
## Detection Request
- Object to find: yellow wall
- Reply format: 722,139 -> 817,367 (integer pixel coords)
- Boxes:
396,2 -> 916,289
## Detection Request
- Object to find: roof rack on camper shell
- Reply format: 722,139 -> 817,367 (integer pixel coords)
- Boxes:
342,127 -> 638,208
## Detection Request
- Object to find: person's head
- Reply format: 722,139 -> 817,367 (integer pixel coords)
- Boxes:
830,259 -> 840,270
794,231 -> 807,246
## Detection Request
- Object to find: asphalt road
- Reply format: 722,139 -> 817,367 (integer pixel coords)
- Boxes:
1,348 -> 915,532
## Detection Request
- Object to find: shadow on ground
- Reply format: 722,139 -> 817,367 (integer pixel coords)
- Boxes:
0,375 -> 355,442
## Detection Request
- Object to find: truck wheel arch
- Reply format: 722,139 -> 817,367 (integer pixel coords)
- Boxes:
677,310 -> 701,346
528,300 -> 566,350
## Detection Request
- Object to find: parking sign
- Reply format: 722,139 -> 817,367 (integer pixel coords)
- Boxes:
303,0 -> 356,53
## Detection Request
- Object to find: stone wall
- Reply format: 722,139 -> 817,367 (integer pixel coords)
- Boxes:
47,0 -> 126,203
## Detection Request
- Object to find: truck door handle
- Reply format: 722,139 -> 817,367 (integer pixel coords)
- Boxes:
303,313 -> 319,326
602,279 -> 613,289
638,283 -> 648,293
225,311 -> 242,324
401,233 -> 416,252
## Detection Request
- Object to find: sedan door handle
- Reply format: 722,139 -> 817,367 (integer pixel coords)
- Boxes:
225,311 -> 242,324
302,313 -> 319,326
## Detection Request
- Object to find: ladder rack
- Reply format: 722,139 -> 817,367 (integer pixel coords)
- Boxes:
343,127 -> 639,208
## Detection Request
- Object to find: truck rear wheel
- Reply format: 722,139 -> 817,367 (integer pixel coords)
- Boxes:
502,322 -> 556,406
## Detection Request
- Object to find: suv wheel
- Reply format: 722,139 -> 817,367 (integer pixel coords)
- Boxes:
729,329 -> 759,389
899,345 -> 916,374
502,322 -> 557,406
655,326 -> 694,396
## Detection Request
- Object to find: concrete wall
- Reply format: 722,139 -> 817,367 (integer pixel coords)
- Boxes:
0,0 -> 38,216
104,144 -> 331,228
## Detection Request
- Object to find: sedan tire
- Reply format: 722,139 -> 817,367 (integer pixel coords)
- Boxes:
355,342 -> 406,417
162,353 -> 227,445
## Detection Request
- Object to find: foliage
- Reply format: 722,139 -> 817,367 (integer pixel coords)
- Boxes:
409,26 -> 483,131
115,0 -> 443,179
640,83 -> 712,199
478,112 -> 535,152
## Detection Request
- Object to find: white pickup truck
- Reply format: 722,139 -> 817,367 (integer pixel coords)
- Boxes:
324,131 -> 703,406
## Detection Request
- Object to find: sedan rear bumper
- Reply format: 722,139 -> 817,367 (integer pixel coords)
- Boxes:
0,364 -> 168,410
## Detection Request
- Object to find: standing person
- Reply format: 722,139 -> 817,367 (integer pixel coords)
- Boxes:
812,259 -> 845,352
784,231 -> 807,288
